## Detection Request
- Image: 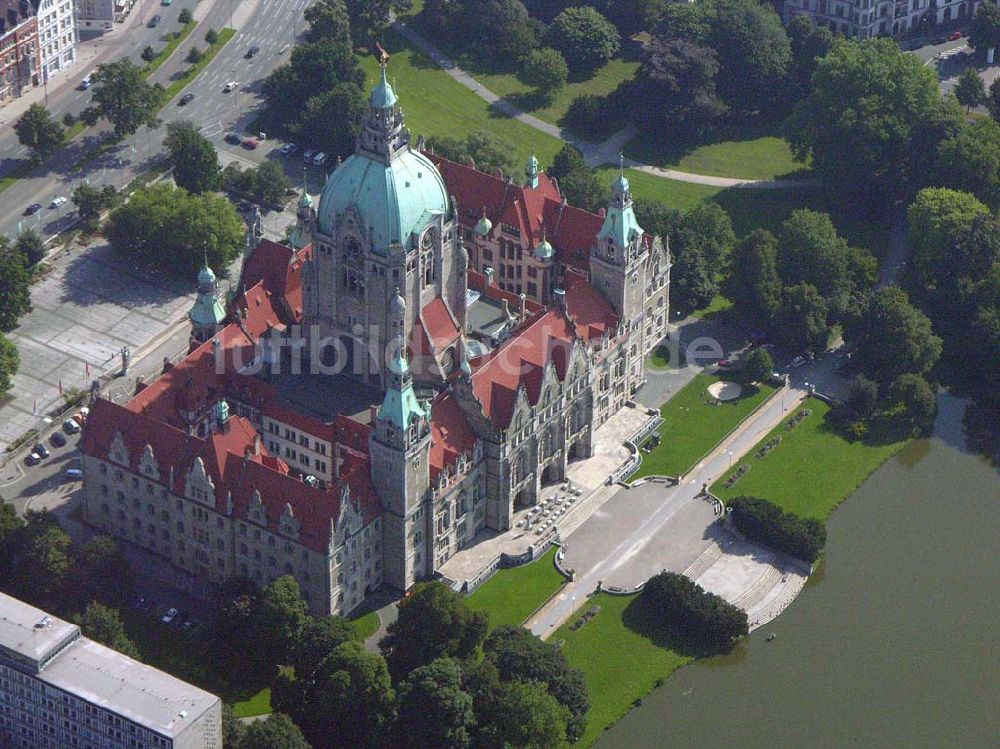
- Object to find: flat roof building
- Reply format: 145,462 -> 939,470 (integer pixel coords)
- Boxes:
0,592 -> 221,749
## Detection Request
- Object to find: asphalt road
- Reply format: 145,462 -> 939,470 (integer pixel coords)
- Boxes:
0,0 -> 320,242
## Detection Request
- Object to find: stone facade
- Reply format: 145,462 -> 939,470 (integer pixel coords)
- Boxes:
783,0 -> 979,37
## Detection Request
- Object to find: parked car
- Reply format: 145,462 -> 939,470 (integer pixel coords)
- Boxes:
148,14 -> 161,26
25,453 -> 40,466
223,80 -> 238,93
224,132 -> 242,145
948,30 -> 963,41
279,143 -> 299,155
161,607 -> 179,624
312,151 -> 327,166
181,618 -> 200,633
50,196 -> 67,208
245,45 -> 260,58
33,443 -> 50,459
178,92 -> 195,105
241,137 -> 259,150
718,358 -> 734,369
302,149 -> 316,163
78,74 -> 91,90
24,203 -> 42,215
789,355 -> 808,368
74,409 -> 88,424
279,43 -> 290,55
63,418 -> 81,434
50,431 -> 67,447
65,468 -> 83,479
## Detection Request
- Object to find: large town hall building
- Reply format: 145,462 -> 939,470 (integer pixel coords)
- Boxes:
80,67 -> 671,615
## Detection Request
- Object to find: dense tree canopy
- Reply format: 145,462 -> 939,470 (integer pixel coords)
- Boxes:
787,15 -> 833,97
74,602 -> 141,658
380,581 -> 487,680
15,229 -> 45,267
907,187 -> 990,290
427,130 -> 520,179
969,1 -> 1000,56
723,229 -> 783,324
776,209 -> 856,316
82,59 -> 163,137
0,335 -> 19,395
70,535 -> 133,610
518,47 -> 568,98
0,241 -> 31,333
288,615 -> 359,678
394,658 -> 475,749
635,37 -> 726,135
772,282 -> 829,353
105,183 -> 244,276
727,496 -> 826,562
72,183 -> 118,224
2,511 -> 73,611
640,571 -> 748,652
547,6 -> 620,73
165,121 -> 220,194
954,67 -> 987,112
934,118 -> 1000,209
234,713 -> 311,749
343,0 -> 411,44
787,39 -> 961,207
15,103 -> 65,158
886,373 -> 938,436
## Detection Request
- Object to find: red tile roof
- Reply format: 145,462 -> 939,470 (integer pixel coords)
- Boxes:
240,239 -> 312,324
429,393 -> 477,481
467,270 -> 544,315
421,297 -> 461,351
563,271 -> 619,343
469,309 -> 576,428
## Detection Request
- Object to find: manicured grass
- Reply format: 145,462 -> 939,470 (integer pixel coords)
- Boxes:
692,293 -> 733,320
596,166 -> 725,210
231,687 -> 272,718
360,29 -> 564,170
350,610 -> 380,640
474,57 -> 640,129
556,593 -> 692,747
145,21 -> 197,75
625,128 -> 807,182
466,547 -> 565,629
634,373 -> 776,479
162,28 -> 235,101
712,398 -> 908,520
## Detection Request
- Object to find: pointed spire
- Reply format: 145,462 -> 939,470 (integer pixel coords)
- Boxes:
526,153 -> 539,188
370,63 -> 398,109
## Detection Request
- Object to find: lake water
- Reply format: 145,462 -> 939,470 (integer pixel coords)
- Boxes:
597,394 -> 1000,749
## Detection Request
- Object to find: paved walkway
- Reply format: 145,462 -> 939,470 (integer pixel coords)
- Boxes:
526,381 -> 809,637
394,21 -> 817,189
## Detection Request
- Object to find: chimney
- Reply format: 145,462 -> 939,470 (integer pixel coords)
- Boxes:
519,292 -> 526,317
483,265 -> 495,287
553,288 -> 566,310
254,435 -> 261,455
369,404 -> 378,425
501,298 -> 510,319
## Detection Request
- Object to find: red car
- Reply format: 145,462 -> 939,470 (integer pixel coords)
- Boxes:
948,31 -> 963,41
241,137 -> 259,150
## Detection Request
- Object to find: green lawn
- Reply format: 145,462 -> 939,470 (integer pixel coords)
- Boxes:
556,593 -> 692,747
634,373 -> 776,479
692,293 -> 733,321
466,547 -> 565,629
596,166 -> 725,210
145,21 -> 197,75
349,610 -> 380,640
473,57 -> 640,130
360,29 -> 565,170
712,398 -> 908,519
625,127 -> 807,182
231,687 -> 272,718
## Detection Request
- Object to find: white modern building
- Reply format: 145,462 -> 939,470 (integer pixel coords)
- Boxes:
0,592 -> 222,749
34,0 -> 75,81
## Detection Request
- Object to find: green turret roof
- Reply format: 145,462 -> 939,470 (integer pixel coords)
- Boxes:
534,237 -> 554,261
370,66 -> 397,109
474,213 -> 493,236
189,294 -> 227,327
377,343 -> 427,431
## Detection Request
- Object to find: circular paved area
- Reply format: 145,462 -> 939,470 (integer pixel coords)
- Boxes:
708,381 -> 742,401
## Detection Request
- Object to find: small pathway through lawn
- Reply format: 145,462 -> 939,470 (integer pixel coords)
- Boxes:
393,20 -> 817,189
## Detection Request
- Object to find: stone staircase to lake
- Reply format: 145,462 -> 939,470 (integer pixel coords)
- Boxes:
683,540 -> 724,581
732,564 -> 783,612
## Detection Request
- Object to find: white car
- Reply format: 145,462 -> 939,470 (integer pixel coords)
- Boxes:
223,81 -> 238,93
161,607 -> 179,624
312,151 -> 327,166
50,196 -> 67,208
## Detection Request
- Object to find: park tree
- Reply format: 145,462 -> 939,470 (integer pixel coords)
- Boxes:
479,678 -> 570,749
14,103 -> 65,158
141,45 -> 156,63
298,81 -> 367,159
723,229 -> 783,324
954,67 -> 987,112
787,39 -> 961,207
205,28 -> 218,44
652,2 -> 711,42
3,511 -> 73,610
82,59 -> 163,138
670,238 -> 717,312
178,7 -> 192,23
935,118 -> 1000,208
907,187 -> 990,290
288,615 -> 359,678
845,285 -> 942,384
394,658 -> 476,749
74,602 -> 141,658
518,47 -> 569,99
427,130 -> 520,179
549,142 -> 586,181
483,625 -> 590,742
257,576 -> 309,669
273,641 -> 395,749
558,164 -> 605,213
186,46 -> 203,64
458,0 -> 539,66
637,37 -> 726,135
989,78 -> 1000,122
742,347 -> 774,384
787,14 -> 833,97
381,581 -> 487,680
841,375 -> 880,421
72,183 -> 118,223
679,202 -> 736,267
705,0 -> 791,115
954,215 -> 1000,281
105,183 -> 244,276
165,121 -> 220,194
776,209 -> 857,316
304,0 -> 350,43
0,500 -> 23,547
15,229 -> 45,267
969,1 -> 1000,58
640,571 -> 748,652
772,282 -> 829,353
343,0 -> 411,44
71,536 -> 133,610
547,6 -> 621,73
0,336 -> 19,395
0,241 -> 31,332
887,373 -> 938,435
236,713 -> 311,749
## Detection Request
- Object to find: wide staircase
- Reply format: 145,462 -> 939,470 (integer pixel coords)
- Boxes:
682,540 -> 724,581
732,564 -> 783,612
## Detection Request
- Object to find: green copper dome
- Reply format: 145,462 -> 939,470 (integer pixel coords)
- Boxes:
317,149 -> 449,251
197,263 -> 216,289
474,214 -> 493,236
370,66 -> 397,109
534,237 -> 554,261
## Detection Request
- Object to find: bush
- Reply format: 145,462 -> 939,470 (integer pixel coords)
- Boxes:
178,7 -> 192,24
727,495 -> 826,563
205,28 -> 218,45
61,112 -> 76,127
640,571 -> 748,653
186,47 -> 204,64
141,45 -> 156,63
